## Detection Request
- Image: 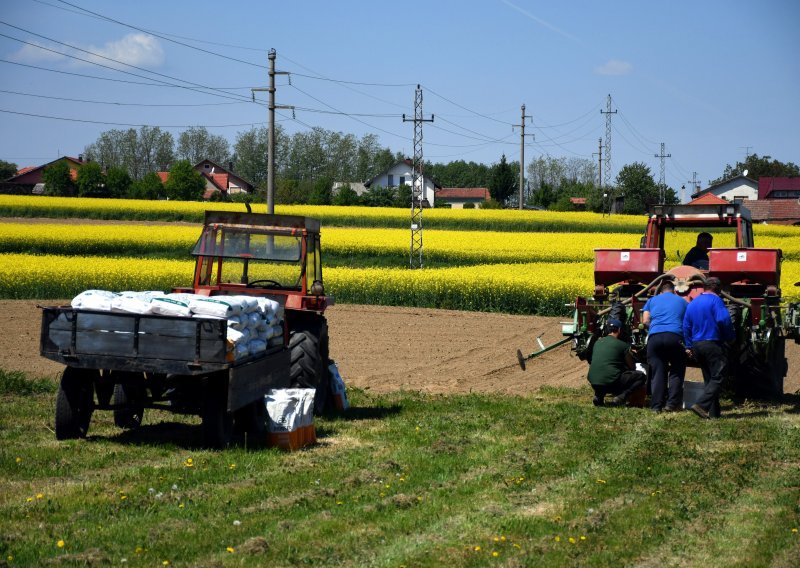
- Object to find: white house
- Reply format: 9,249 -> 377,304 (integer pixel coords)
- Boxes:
364,159 -> 441,207
690,174 -> 758,203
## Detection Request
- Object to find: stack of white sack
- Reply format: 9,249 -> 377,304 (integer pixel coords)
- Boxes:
70,290 -> 285,361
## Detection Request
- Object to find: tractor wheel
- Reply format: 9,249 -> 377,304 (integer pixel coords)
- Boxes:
289,317 -> 330,415
765,335 -> 787,399
201,375 -> 233,449
55,367 -> 97,440
111,373 -> 146,430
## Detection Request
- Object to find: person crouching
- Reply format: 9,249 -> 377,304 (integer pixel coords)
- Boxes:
587,318 -> 646,407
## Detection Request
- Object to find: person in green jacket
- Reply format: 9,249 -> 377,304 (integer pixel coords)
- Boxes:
588,318 -> 646,406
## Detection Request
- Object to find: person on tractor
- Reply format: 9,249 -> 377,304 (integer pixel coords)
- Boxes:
587,319 -> 646,407
642,280 -> 687,412
682,232 -> 713,269
683,277 -> 736,419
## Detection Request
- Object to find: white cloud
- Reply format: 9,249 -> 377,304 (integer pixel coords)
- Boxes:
594,59 -> 633,76
9,42 -> 67,64
8,33 -> 164,69
84,33 -> 164,68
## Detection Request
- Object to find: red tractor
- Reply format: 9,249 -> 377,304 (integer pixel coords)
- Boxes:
41,210 -> 333,447
521,203 -> 798,399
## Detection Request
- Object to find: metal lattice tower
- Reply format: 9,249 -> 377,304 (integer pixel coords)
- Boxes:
654,142 -> 671,202
600,94 -> 617,189
402,85 -> 433,269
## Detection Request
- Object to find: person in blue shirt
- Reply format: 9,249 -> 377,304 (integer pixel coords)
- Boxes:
642,280 -> 687,412
682,277 -> 736,419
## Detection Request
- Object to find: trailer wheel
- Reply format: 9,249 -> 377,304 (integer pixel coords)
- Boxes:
55,367 -> 97,440
111,375 -> 146,430
201,377 -> 233,449
289,317 -> 329,415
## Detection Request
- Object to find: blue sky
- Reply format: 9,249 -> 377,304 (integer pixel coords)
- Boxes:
1,0 -> 798,200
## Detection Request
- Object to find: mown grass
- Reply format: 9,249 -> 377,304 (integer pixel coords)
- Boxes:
2,378 -> 798,567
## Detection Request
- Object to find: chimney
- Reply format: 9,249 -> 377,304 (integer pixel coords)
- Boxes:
78,154 -> 84,162
228,161 -> 234,172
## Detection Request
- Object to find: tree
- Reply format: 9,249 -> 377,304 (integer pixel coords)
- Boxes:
76,162 -> 105,197
42,161 -> 76,196
361,184 -> 395,207
333,184 -> 360,206
489,154 -> 516,205
0,159 -> 18,181
394,183 -> 412,208
615,162 -> 659,215
105,166 -> 132,198
308,177 -> 333,205
177,126 -> 231,165
164,160 -> 205,200
84,126 -> 174,179
128,171 -> 163,200
712,153 -> 800,184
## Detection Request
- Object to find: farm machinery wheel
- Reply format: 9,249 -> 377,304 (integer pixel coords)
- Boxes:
55,366 -> 98,440
110,372 -> 146,430
289,317 -> 330,415
201,374 -> 233,449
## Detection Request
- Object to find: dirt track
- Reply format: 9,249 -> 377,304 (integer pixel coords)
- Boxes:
3,300 -> 799,395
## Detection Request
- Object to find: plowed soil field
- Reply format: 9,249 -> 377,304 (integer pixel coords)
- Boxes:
3,300 -> 799,395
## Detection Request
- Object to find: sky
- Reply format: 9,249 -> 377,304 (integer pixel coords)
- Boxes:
1,0 -> 798,201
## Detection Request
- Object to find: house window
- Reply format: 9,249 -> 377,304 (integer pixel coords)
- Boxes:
400,176 -> 406,186
387,174 -> 394,187
733,196 -> 745,203
204,164 -> 210,169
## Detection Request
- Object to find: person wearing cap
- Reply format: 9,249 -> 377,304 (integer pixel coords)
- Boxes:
587,318 -> 646,407
682,277 -> 736,419
683,232 -> 713,269
642,280 -> 688,412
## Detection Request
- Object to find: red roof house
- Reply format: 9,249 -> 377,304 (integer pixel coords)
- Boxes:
5,156 -> 84,185
757,177 -> 800,200
437,187 -> 490,208
688,193 -> 728,205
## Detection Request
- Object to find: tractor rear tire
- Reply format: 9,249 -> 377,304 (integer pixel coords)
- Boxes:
112,376 -> 146,430
289,317 -> 329,415
55,367 -> 97,440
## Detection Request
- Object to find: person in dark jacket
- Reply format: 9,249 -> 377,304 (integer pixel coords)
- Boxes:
642,280 -> 687,412
682,277 -> 736,419
682,232 -> 713,269
587,319 -> 646,407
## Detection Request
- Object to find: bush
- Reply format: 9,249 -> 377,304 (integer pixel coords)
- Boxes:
128,172 -> 164,200
165,160 -> 206,201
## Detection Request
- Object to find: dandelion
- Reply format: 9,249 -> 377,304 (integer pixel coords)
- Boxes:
596,479 -> 606,484
580,536 -> 587,541
15,457 -> 21,463
336,501 -> 343,505
473,546 -> 481,552
57,540 -> 65,548
178,503 -> 184,508
792,528 -> 798,533
513,543 -> 521,549
554,536 -> 561,542
492,551 -> 499,557
229,463 -> 236,470
500,536 -> 506,542
120,495 -> 127,500
36,493 -> 44,499
8,555 -> 14,561
135,547 -> 143,554
162,561 -> 169,566
569,537 -> 576,544
226,547 -> 235,553
26,497 -> 32,502
493,537 -> 500,542
184,458 -> 194,468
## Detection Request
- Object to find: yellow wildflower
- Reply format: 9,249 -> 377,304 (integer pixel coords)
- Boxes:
57,540 -> 65,548
226,547 -> 235,553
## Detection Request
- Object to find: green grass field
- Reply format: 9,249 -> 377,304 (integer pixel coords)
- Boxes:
2,370 -> 798,567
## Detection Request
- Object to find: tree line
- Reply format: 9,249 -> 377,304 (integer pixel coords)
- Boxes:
1,123 -> 796,213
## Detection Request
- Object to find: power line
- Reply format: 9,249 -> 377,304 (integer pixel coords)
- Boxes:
424,86 -> 511,126
0,88 -> 250,107
0,108 -> 269,128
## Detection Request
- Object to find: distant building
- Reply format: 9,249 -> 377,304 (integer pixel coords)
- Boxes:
364,159 -> 441,207
690,174 -> 758,203
5,155 -> 84,185
332,181 -> 368,197
569,197 -> 587,211
159,159 -> 255,200
437,187 -> 490,208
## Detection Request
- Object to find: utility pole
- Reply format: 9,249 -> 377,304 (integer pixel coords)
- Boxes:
654,142 -> 671,202
252,49 -> 292,214
513,104 -> 534,209
600,94 -> 617,190
592,138 -> 603,188
402,85 -> 433,269
686,172 -> 699,202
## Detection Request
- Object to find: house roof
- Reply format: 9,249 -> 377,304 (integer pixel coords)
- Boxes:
757,177 -> 800,199
688,193 -> 728,205
741,198 -> 800,225
569,197 -> 587,205
156,172 -> 169,184
6,155 -> 84,183
437,187 -> 490,200
364,159 -> 442,189
194,159 -> 254,190
691,174 -> 757,198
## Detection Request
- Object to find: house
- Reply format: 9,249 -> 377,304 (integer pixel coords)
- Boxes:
437,187 -> 490,209
159,160 -> 255,200
364,159 -> 441,207
332,181 -> 368,197
757,176 -> 800,200
5,155 -> 85,193
739,177 -> 800,225
687,193 -> 728,206
690,174 -> 758,202
569,197 -> 587,211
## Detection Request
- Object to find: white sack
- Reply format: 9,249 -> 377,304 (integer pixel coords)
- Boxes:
189,297 -> 241,318
265,389 -> 303,432
111,295 -> 153,315
150,297 -> 192,318
248,339 -> 267,355
71,290 -> 116,311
